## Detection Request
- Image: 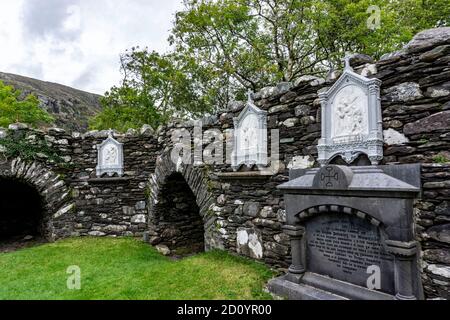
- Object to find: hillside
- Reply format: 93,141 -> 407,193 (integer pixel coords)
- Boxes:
0,72 -> 102,132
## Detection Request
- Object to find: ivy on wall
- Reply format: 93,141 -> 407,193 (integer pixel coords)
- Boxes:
0,133 -> 65,166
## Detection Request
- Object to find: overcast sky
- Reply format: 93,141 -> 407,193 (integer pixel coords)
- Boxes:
0,0 -> 183,94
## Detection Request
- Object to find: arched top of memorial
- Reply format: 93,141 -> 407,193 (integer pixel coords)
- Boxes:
96,130 -> 124,178
231,91 -> 268,170
278,165 -> 420,196
96,130 -> 123,149
319,55 -> 381,102
317,54 -> 384,166
233,91 -> 267,126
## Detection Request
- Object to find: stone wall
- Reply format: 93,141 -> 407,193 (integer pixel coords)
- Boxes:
0,27 -> 449,299
155,27 -> 450,298
0,125 -> 158,240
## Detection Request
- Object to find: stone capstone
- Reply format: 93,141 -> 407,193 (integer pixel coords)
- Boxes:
405,27 -> 450,53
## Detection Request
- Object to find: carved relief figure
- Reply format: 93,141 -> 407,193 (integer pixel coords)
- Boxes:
239,114 -> 258,158
104,144 -> 118,165
333,85 -> 367,139
232,94 -> 268,169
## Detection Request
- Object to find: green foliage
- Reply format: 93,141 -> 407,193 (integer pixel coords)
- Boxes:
0,134 -> 63,165
94,0 -> 449,131
89,50 -> 211,132
0,237 -> 275,300
0,81 -> 54,128
170,0 -> 449,105
433,154 -> 450,164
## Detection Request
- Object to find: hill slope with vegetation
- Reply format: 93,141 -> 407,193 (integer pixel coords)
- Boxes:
0,72 -> 102,132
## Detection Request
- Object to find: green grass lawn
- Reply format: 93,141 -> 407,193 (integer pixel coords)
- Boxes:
0,237 -> 275,300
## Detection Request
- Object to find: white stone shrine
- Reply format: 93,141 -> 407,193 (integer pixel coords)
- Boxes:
318,56 -> 383,165
231,92 -> 268,170
96,130 -> 124,177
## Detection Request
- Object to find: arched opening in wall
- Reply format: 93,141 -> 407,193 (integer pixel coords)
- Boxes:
329,154 -> 371,166
153,172 -> 205,256
0,177 -> 45,250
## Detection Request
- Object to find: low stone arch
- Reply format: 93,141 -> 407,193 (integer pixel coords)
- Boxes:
0,157 -> 74,241
296,204 -> 382,229
146,152 -> 222,251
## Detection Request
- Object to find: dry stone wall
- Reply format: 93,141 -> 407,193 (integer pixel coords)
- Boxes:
0,27 -> 449,299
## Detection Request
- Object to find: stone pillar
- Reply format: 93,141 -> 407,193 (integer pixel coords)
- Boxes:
283,225 -> 306,283
385,240 -> 419,300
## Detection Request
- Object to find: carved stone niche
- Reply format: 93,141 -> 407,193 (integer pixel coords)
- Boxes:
231,96 -> 268,170
96,132 -> 124,177
318,58 -> 383,165
268,164 -> 424,300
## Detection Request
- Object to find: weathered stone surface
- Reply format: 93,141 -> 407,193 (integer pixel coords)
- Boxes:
243,202 -> 261,217
427,224 -> 450,244
404,111 -> 450,135
383,82 -> 423,102
425,82 -> 450,98
384,129 -> 409,145
424,249 -> 450,265
420,45 -> 450,62
131,214 -> 146,224
269,104 -> 289,114
360,64 -> 378,77
155,244 -> 171,256
404,27 -> 450,53
349,53 -> 374,66
427,264 -> 450,279
237,228 -> 263,260
295,105 -> 310,117
288,156 -> 315,170
436,202 -> 450,216
283,118 -> 299,128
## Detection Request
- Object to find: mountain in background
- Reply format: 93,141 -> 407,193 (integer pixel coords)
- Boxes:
0,72 -> 102,132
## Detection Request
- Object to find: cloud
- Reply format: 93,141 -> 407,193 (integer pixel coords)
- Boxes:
22,0 -> 81,41
0,0 -> 184,94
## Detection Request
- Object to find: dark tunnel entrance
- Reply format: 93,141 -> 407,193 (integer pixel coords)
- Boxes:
0,178 -> 45,244
153,172 -> 205,255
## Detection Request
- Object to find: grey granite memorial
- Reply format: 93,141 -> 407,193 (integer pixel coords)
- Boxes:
268,57 -> 423,300
231,92 -> 268,170
96,131 -> 124,177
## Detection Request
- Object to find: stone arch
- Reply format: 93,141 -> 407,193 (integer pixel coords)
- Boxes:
147,152 -> 221,252
296,205 -> 383,229
0,157 -> 74,241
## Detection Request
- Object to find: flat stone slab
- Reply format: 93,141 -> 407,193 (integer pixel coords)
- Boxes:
268,276 -> 347,300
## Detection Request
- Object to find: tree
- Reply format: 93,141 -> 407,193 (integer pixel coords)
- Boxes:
0,81 -> 53,128
89,49 -> 211,132
95,0 -> 449,131
171,0 -> 449,97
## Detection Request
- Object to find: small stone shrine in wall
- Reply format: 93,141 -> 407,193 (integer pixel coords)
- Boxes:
96,130 -> 124,177
318,57 -> 383,165
231,92 -> 268,170
268,57 -> 424,300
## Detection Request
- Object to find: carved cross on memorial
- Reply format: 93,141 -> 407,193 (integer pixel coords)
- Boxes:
318,55 -> 383,165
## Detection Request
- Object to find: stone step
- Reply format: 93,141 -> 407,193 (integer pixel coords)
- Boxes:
268,276 -> 348,300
